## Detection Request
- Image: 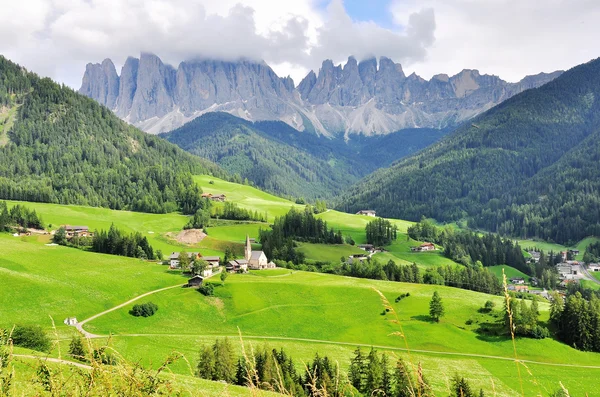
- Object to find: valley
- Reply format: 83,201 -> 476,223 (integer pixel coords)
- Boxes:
2,175 -> 599,396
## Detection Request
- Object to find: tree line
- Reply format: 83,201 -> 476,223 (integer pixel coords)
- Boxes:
276,257 -> 502,296
259,207 -> 343,264
0,201 -> 44,231
195,338 -> 509,396
213,201 -> 266,222
366,218 -> 398,246
53,223 -> 157,260
408,219 -> 528,274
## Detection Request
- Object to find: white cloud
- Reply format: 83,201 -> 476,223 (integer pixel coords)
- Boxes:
1,0 -> 595,89
390,0 -> 600,81
0,0 -> 436,88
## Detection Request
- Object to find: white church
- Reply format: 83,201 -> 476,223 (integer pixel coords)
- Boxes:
245,235 -> 276,270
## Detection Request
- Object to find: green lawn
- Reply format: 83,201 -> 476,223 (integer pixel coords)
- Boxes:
573,236 -> 600,260
375,238 -> 459,268
81,270 -> 600,396
5,200 -> 189,254
317,210 -> 414,244
296,242 -> 366,263
517,238 -> 568,254
488,265 -> 530,282
194,175 -> 301,221
0,234 -> 183,331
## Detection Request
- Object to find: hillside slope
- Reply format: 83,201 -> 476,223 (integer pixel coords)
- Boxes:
339,57 -> 600,244
0,56 -> 223,213
162,112 -> 450,200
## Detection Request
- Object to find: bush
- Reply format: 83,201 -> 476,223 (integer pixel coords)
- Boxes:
129,302 -> 158,317
11,325 -> 51,352
395,293 -> 410,303
68,335 -> 86,361
480,300 -> 496,313
93,347 -> 118,365
531,325 -> 550,339
198,283 -> 214,296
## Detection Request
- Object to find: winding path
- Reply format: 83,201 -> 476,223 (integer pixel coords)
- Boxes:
580,265 -> 600,286
14,354 -> 92,369
76,283 -> 185,338
72,277 -> 600,372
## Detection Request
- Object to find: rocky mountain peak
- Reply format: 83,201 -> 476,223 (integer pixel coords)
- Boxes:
80,53 -> 562,136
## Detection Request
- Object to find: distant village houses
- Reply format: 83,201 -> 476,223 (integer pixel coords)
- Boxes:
201,193 -> 226,202
356,210 -> 376,217
509,277 -> 525,285
62,225 -> 93,238
411,242 -> 436,252
227,235 -> 275,272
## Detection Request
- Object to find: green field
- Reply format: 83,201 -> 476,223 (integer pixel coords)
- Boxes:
4,178 -> 600,396
194,175 -> 302,221
488,265 -> 531,282
78,271 -> 600,396
0,234 -> 183,329
296,242 -> 366,263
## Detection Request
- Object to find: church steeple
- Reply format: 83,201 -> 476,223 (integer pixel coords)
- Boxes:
245,234 -> 252,260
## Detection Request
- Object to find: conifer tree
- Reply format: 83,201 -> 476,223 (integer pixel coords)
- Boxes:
429,291 -> 445,322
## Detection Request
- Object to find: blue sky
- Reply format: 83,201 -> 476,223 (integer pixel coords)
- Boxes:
319,0 -> 397,29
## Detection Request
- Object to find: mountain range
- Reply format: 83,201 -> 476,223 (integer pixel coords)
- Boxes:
338,57 -> 600,245
79,53 -> 561,136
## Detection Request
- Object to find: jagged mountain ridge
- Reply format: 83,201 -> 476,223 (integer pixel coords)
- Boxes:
80,53 -> 561,136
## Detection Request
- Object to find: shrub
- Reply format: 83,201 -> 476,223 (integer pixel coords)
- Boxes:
531,325 -> 550,339
93,347 -> 118,365
68,335 -> 86,361
395,293 -> 410,303
129,302 -> 158,317
11,325 -> 51,352
198,283 -> 214,296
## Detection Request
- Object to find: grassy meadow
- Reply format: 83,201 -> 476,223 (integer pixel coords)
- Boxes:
77,270 -> 600,396
4,176 -> 600,396
488,265 -> 531,282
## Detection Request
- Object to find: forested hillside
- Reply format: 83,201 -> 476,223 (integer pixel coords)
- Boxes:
161,112 -> 450,200
161,112 -> 361,199
339,57 -> 600,244
0,56 -> 223,214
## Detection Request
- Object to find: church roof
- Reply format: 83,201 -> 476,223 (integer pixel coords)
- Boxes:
250,251 -> 265,260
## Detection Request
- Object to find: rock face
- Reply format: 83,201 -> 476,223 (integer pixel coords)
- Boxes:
80,54 -> 562,136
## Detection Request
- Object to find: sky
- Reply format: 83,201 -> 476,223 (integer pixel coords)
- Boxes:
1,0 -> 599,89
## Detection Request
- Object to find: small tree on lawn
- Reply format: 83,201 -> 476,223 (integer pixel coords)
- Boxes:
220,271 -> 228,285
191,259 -> 208,276
68,335 -> 86,361
429,291 -> 445,322
53,227 -> 67,246
179,250 -> 191,272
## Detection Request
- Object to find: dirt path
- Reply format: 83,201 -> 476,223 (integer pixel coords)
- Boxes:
99,333 -> 600,370
14,354 -> 92,369
76,283 -> 185,338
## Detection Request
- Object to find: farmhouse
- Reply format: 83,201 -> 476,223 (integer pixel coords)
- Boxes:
63,317 -> 77,326
510,277 -> 525,285
508,285 -> 528,293
588,263 -> 600,272
187,275 -> 204,287
227,259 -> 248,273
411,242 -> 436,252
356,210 -> 376,217
357,244 -> 375,253
201,193 -> 226,202
62,225 -> 93,238
169,252 -> 201,269
348,254 -> 368,264
527,251 -> 541,262
245,235 -> 276,270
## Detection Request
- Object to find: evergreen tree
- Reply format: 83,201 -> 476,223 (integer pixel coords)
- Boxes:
68,336 -> 86,362
197,345 -> 216,380
429,291 -> 445,322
